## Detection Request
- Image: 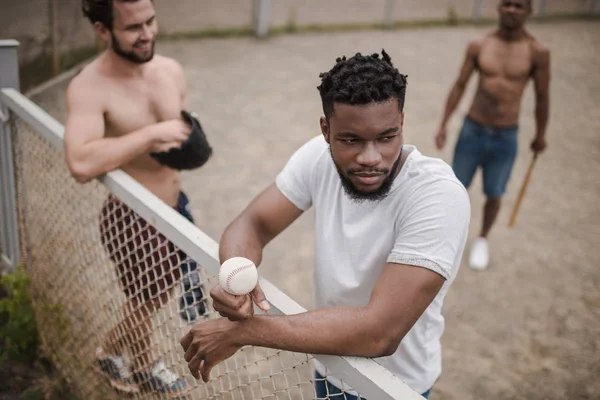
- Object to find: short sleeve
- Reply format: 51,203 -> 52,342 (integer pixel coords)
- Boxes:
387,179 -> 471,280
275,136 -> 324,211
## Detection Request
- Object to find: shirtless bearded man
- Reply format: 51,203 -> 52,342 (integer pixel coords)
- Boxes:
64,0 -> 210,395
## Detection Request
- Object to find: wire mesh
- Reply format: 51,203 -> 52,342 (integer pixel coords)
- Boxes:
9,114 -> 362,400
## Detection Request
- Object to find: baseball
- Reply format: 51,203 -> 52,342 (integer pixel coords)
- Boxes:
218,257 -> 258,295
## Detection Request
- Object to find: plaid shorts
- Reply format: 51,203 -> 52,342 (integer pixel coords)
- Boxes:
99,191 -> 205,320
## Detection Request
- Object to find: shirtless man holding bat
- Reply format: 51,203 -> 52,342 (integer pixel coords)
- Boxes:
435,0 -> 551,271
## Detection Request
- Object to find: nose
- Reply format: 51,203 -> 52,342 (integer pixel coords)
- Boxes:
356,142 -> 382,167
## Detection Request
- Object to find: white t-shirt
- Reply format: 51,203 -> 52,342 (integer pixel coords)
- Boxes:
275,135 -> 471,395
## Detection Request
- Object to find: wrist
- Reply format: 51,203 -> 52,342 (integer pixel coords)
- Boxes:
144,123 -> 161,144
232,317 -> 255,347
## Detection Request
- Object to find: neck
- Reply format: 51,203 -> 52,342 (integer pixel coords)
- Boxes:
497,26 -> 527,41
104,49 -> 147,77
391,144 -> 409,181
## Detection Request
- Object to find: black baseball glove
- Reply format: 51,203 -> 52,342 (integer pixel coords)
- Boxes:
150,110 -> 213,170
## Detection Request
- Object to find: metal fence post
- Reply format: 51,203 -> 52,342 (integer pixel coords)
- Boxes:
0,40 -> 21,272
252,0 -> 270,38
538,0 -> 547,17
472,0 -> 484,21
384,0 -> 397,29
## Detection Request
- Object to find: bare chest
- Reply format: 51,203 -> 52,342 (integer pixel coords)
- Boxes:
478,41 -> 533,82
103,75 -> 182,137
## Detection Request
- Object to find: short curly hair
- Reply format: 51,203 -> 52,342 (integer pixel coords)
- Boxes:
317,49 -> 408,121
82,0 -> 151,30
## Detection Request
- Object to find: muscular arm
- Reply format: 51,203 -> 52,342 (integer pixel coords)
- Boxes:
185,261 -> 445,381
63,76 -> 160,183
219,184 -> 304,266
439,40 -> 480,128
237,264 -> 444,357
532,46 -> 550,140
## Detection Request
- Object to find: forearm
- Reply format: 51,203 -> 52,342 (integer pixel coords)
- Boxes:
440,84 -> 465,127
535,96 -> 549,138
235,306 -> 394,358
68,126 -> 156,182
219,216 -> 266,266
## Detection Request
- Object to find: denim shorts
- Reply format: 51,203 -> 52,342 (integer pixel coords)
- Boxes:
314,371 -> 431,399
452,116 -> 518,198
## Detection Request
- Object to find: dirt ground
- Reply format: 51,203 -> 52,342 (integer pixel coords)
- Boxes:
27,20 -> 600,400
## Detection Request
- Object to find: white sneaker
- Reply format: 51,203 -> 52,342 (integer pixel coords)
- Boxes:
469,237 -> 490,271
95,347 -> 139,393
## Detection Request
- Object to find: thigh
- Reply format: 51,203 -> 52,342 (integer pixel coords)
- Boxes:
99,196 -> 182,303
482,130 -> 518,198
452,118 -> 483,189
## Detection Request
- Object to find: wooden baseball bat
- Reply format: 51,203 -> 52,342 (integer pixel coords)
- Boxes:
508,153 -> 538,228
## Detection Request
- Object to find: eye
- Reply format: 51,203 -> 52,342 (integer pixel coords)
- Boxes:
340,138 -> 358,145
379,136 -> 395,142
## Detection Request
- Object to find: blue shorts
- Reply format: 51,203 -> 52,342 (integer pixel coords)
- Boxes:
451,116 -> 518,198
314,371 -> 431,399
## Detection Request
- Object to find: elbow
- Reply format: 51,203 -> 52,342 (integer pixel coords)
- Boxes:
376,337 -> 402,358
368,331 -> 404,358
66,160 -> 95,184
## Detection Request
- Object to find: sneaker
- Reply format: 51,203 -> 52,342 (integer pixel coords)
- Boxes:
95,347 -> 139,393
469,237 -> 490,271
136,360 -> 188,397
179,260 -> 207,323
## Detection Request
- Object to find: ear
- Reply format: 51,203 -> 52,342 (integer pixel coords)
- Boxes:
94,22 -> 111,43
320,116 -> 330,143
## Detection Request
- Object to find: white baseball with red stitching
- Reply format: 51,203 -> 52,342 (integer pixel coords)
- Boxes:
219,257 -> 258,295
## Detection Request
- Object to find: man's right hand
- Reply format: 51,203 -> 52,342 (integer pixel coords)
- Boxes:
435,126 -> 447,150
210,283 -> 270,321
150,118 -> 191,153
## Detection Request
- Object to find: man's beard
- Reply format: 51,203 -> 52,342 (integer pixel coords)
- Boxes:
329,145 -> 403,203
111,32 -> 155,64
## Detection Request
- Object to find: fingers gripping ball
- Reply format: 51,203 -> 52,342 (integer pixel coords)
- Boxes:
150,110 -> 213,170
219,257 -> 258,296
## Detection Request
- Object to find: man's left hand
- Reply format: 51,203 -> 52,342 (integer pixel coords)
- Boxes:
180,318 -> 242,382
530,136 -> 547,154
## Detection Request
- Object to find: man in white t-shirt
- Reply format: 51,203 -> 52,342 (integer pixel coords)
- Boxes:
181,50 -> 471,398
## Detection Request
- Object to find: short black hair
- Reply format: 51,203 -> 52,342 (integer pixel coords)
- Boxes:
82,0 -> 149,30
499,0 -> 533,9
317,49 -> 408,121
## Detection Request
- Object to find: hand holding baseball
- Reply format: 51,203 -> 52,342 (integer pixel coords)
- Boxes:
211,257 -> 270,321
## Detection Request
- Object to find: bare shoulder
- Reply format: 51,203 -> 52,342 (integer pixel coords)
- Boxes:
467,36 -> 485,53
66,60 -> 106,108
466,33 -> 494,58
153,55 -> 185,79
530,37 -> 550,58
